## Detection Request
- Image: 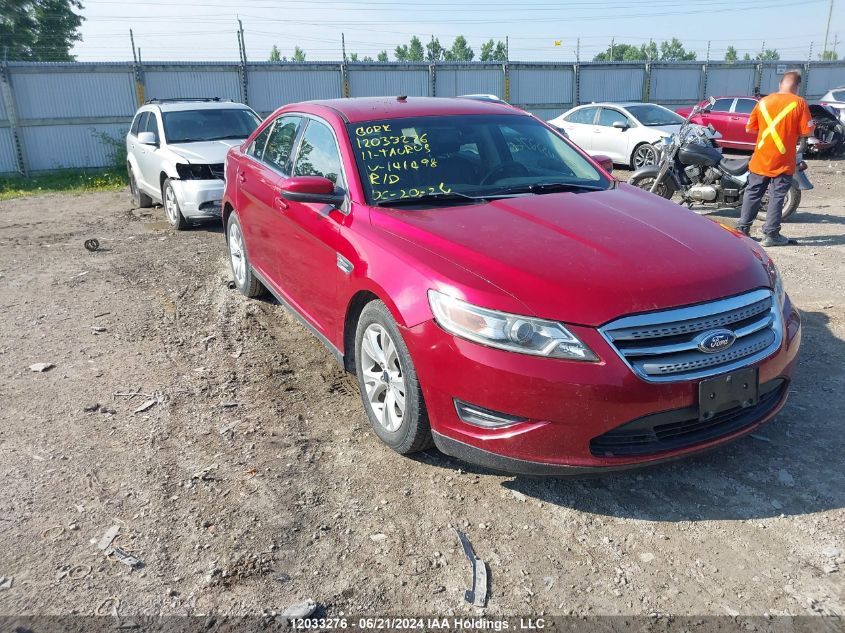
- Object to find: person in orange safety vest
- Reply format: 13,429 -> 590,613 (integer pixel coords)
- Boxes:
737,70 -> 814,246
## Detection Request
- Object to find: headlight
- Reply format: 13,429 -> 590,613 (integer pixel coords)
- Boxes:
767,260 -> 785,307
427,290 -> 597,361
176,163 -> 217,180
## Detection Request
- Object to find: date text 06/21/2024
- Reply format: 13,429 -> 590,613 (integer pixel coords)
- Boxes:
291,617 -> 548,631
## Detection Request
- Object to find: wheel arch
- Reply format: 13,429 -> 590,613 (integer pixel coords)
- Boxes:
342,289 -> 382,373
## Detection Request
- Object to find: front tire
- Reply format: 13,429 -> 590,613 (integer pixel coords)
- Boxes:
631,143 -> 659,169
355,301 -> 432,454
163,178 -> 189,230
629,172 -> 676,200
758,185 -> 801,221
226,211 -> 266,298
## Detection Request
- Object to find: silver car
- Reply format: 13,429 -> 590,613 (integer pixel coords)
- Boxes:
819,86 -> 845,123
126,98 -> 261,229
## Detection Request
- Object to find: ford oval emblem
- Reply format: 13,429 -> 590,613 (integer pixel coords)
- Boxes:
695,329 -> 737,354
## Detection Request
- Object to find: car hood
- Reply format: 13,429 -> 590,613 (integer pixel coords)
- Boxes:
166,139 -> 244,164
646,124 -> 682,136
371,183 -> 770,326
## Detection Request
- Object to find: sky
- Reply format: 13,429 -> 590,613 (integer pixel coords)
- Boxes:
69,0 -> 842,63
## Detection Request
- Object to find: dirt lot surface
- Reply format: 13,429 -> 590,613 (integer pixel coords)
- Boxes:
0,160 -> 843,620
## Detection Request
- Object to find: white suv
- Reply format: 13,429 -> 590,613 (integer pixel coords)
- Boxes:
126,98 -> 261,229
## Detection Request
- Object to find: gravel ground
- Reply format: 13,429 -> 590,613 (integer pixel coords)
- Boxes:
0,159 -> 843,619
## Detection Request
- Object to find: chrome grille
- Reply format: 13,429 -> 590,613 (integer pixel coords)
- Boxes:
600,289 -> 782,382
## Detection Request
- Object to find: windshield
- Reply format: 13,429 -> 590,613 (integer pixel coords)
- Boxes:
625,104 -> 685,126
162,108 -> 261,144
347,114 -> 611,206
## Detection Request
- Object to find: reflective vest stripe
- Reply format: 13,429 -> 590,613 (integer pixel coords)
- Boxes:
757,100 -> 798,155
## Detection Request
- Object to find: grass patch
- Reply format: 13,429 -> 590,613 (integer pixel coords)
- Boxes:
0,168 -> 128,201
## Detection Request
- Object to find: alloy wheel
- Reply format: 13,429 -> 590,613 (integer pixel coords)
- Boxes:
360,323 -> 407,433
164,185 -> 179,225
228,222 -> 247,287
633,144 -> 658,168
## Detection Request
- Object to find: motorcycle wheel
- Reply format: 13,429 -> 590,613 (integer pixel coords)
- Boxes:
758,185 -> 801,221
628,174 -> 676,200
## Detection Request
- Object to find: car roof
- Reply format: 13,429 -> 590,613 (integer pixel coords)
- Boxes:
299,96 -> 523,123
142,100 -> 252,113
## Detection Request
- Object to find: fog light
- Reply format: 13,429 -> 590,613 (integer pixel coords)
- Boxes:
454,399 -> 527,429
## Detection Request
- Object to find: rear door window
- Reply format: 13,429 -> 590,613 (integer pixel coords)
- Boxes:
247,123 -> 274,161
564,107 -> 599,124
145,112 -> 160,143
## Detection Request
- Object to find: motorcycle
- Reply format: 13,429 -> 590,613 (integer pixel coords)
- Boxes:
629,97 -> 813,221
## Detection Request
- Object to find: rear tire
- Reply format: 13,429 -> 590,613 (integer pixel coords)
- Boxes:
128,166 -> 152,208
758,185 -> 801,221
629,173 -> 676,200
163,178 -> 189,230
354,301 -> 433,455
226,211 -> 266,298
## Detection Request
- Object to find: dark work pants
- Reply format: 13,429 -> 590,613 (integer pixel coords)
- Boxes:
738,172 -> 793,236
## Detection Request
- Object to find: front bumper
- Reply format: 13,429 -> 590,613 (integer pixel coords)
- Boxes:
170,178 -> 224,219
406,297 -> 801,475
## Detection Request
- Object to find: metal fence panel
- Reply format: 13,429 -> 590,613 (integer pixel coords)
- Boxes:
0,90 -> 6,121
143,66 -> 241,102
20,122 -> 128,171
248,65 -> 342,113
807,63 -> 845,99
348,65 -> 428,97
522,106 -> 564,121
650,64 -> 702,104
705,65 -> 756,98
510,65 -> 573,108
435,65 -> 502,97
579,65 -> 645,103
0,128 -> 17,173
10,68 -> 136,119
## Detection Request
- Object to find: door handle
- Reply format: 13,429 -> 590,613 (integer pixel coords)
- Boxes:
238,172 -> 246,183
275,197 -> 289,211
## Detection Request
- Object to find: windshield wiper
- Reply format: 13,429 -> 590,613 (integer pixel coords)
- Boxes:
489,182 -> 607,195
207,135 -> 248,140
375,192 -> 483,207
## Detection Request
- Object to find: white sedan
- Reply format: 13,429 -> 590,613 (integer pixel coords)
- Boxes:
549,102 -> 688,168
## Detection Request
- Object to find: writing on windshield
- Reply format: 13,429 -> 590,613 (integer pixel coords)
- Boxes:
348,115 -> 608,206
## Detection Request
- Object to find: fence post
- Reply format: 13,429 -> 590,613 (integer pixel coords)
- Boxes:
700,62 -> 709,101
0,62 -> 28,176
801,62 -> 810,98
503,61 -> 510,102
753,63 -> 763,96
341,62 -> 350,98
132,60 -> 146,106
429,63 -> 436,97
642,62 -> 651,102
573,63 -> 580,106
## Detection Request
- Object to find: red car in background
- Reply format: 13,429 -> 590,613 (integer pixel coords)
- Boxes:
221,96 -> 800,475
679,96 -> 843,154
677,97 -> 759,150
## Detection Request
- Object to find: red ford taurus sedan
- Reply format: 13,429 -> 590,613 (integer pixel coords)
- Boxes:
221,96 -> 800,475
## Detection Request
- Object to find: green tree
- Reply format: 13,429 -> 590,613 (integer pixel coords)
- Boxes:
394,43 -> 409,61
1,0 -> 84,61
593,42 -> 640,62
362,55 -> 374,62
820,50 -> 839,60
480,39 -> 507,61
377,50 -> 389,62
269,45 -> 281,62
408,36 -> 425,61
756,48 -> 780,61
426,36 -> 444,62
725,46 -> 738,63
292,46 -> 306,62
444,35 -> 474,61
348,52 -> 359,62
659,38 -> 696,61
743,52 -> 752,61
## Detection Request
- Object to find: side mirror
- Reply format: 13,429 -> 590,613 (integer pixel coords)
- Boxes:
137,131 -> 157,146
279,176 -> 345,207
591,154 -> 614,174
612,121 -> 630,130
708,96 -> 717,107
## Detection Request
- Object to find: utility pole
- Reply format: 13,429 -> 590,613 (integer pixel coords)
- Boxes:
129,29 -> 137,64
823,0 -> 834,58
808,41 -> 814,62
576,37 -> 580,63
833,33 -> 841,59
610,37 -> 615,60
237,18 -> 246,65
341,32 -> 347,63
705,40 -> 711,63
505,36 -> 509,61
